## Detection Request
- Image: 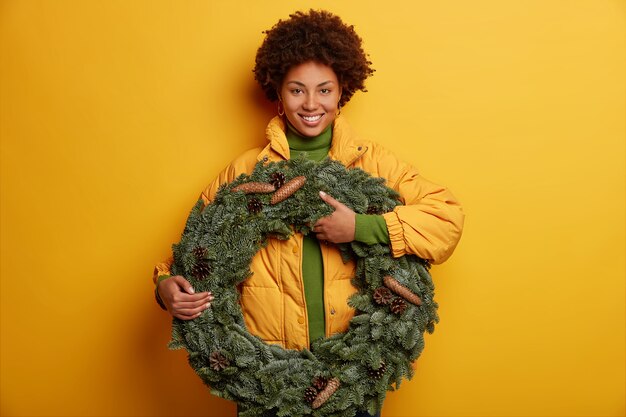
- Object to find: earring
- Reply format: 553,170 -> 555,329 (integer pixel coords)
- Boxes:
277,100 -> 285,117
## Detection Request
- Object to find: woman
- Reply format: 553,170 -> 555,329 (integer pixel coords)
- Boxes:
154,10 -> 464,416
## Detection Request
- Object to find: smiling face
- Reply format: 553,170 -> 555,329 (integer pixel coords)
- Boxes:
279,61 -> 342,138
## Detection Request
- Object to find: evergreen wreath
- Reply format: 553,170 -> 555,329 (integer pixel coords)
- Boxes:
169,157 -> 438,417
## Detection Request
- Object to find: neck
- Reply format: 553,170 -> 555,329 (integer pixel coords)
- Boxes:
286,121 -> 332,152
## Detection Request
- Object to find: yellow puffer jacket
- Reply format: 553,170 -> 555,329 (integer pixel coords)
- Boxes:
154,116 -> 464,350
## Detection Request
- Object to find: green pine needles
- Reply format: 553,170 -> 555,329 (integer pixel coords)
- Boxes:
169,157 -> 439,417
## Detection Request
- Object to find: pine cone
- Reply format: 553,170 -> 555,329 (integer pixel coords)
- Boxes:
373,287 -> 393,305
208,351 -> 230,372
270,176 -> 306,205
232,182 -> 275,194
419,258 -> 432,271
192,246 -> 207,259
366,206 -> 381,215
311,377 -> 340,409
192,260 -> 212,280
383,275 -> 422,306
191,247 -> 211,279
304,386 -> 318,404
247,197 -> 263,214
368,362 -> 387,380
390,297 -> 407,315
269,172 -> 286,189
312,376 -> 328,391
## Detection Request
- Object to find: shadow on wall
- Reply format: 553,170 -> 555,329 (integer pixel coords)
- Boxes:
139,304 -> 236,417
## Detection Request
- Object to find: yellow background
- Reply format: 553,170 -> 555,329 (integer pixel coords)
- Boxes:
1,1 -> 624,416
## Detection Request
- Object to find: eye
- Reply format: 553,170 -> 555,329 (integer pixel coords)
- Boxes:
291,88 -> 303,95
320,88 -> 331,94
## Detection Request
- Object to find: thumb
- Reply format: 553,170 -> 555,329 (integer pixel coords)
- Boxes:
319,191 -> 343,209
172,275 -> 195,294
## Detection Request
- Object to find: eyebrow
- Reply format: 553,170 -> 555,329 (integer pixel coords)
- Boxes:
286,80 -> 335,87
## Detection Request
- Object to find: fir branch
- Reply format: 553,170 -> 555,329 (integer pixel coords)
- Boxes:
168,159 -> 439,415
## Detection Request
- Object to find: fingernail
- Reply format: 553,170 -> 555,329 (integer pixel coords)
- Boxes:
319,191 -> 326,197
206,303 -> 211,309
188,287 -> 195,294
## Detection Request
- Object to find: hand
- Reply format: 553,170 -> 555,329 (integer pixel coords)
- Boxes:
313,191 -> 356,243
157,275 -> 213,320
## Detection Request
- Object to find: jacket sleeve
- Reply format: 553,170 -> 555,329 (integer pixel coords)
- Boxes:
152,163 -> 240,284
372,145 -> 465,264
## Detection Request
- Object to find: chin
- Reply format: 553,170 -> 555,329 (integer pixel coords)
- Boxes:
299,126 -> 326,137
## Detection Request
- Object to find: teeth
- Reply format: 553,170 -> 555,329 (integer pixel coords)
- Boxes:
301,115 -> 322,122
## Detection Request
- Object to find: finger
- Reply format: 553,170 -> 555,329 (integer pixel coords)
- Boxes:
173,297 -> 212,310
319,191 -> 343,209
173,292 -> 212,303
175,304 -> 210,317
314,216 -> 331,228
171,275 -> 196,294
315,231 -> 328,241
174,301 -> 212,317
174,311 -> 203,320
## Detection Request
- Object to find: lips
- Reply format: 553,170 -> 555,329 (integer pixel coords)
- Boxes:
300,114 -> 323,123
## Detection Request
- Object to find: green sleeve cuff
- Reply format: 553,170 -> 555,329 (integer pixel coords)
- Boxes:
155,275 -> 171,311
156,274 -> 171,287
354,214 -> 390,245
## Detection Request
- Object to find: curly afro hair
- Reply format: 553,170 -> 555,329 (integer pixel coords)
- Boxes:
254,10 -> 375,108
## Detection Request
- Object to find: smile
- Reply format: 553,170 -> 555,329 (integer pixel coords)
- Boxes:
300,114 -> 323,123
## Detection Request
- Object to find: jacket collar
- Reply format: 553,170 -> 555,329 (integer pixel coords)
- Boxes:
257,115 -> 368,167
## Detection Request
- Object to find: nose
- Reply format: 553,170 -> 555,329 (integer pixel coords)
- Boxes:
303,93 -> 318,111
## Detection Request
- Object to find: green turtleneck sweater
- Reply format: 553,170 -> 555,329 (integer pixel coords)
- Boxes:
286,122 -> 390,344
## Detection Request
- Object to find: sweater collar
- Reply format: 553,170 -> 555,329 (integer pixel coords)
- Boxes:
260,115 -> 367,167
286,121 -> 332,153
